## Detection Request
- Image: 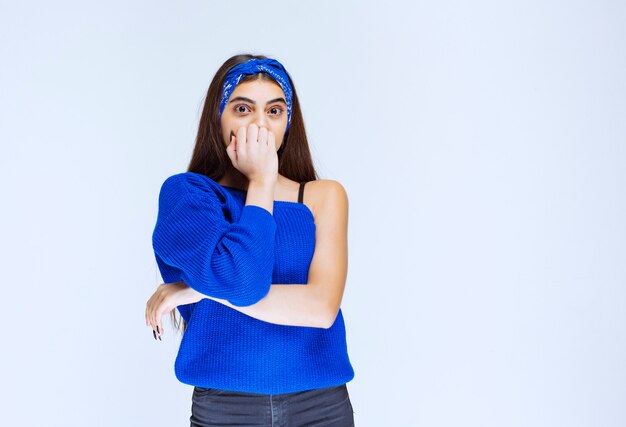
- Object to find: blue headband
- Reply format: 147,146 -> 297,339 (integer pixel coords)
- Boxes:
219,58 -> 293,134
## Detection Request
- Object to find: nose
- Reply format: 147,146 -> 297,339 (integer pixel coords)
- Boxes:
254,109 -> 267,128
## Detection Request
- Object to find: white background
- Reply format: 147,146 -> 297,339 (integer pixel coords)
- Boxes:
1,1 -> 624,426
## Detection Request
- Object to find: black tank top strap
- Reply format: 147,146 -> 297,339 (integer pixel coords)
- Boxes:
298,181 -> 307,204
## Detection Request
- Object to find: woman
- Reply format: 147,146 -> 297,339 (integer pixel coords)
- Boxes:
145,54 -> 356,426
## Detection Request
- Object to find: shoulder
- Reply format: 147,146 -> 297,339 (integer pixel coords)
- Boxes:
304,179 -> 348,219
160,172 -> 223,198
157,172 -> 226,212
307,179 -> 348,201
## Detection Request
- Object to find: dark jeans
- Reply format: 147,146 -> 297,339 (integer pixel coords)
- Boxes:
190,383 -> 355,426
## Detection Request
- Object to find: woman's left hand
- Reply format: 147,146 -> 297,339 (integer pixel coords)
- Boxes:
145,281 -> 205,340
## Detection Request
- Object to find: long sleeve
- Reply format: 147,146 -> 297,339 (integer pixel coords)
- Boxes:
151,175 -> 276,307
149,172 -> 355,395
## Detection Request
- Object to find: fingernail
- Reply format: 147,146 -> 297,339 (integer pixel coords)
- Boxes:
157,325 -> 160,334
153,330 -> 156,340
158,335 -> 162,341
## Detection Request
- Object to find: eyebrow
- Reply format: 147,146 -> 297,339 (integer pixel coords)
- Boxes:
228,96 -> 287,106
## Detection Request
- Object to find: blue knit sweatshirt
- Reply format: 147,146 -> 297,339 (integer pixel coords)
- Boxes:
152,172 -> 355,394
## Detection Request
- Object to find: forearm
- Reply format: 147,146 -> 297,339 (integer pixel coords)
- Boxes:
204,283 -> 329,328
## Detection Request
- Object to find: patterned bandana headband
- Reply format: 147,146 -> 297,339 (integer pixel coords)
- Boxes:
219,58 -> 294,134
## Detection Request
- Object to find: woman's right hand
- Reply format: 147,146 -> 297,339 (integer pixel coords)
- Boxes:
226,123 -> 278,185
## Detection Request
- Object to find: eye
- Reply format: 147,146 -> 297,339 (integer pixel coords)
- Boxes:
234,104 -> 251,114
269,106 -> 284,116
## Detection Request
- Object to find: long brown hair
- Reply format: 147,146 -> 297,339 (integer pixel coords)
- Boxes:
170,53 -> 319,334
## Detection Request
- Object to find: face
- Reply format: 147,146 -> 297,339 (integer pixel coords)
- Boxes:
220,78 -> 288,151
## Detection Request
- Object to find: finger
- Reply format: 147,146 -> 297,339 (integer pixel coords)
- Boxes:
236,125 -> 247,150
152,294 -> 162,335
146,293 -> 155,327
154,290 -> 169,337
147,284 -> 165,330
258,126 -> 268,145
155,295 -> 164,338
230,130 -> 237,151
268,130 -> 276,148
247,123 -> 259,145
155,300 -> 172,341
146,299 -> 157,340
236,126 -> 248,161
148,292 -> 159,337
226,133 -> 237,165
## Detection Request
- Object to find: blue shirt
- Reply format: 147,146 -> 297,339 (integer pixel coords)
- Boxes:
152,172 -> 355,394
